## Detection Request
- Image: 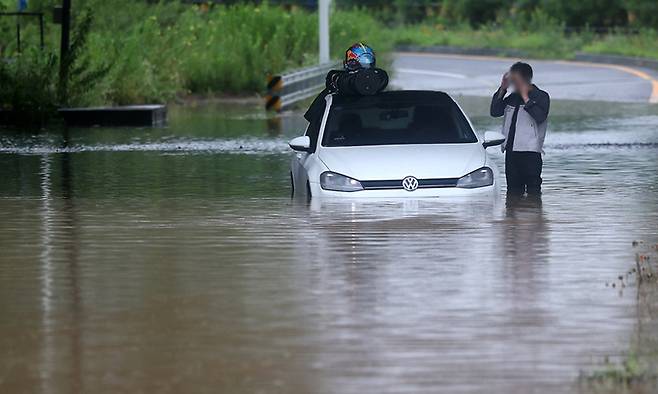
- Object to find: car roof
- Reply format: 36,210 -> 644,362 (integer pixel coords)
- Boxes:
330,90 -> 455,107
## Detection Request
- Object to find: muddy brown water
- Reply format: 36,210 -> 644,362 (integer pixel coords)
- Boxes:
1,97 -> 657,393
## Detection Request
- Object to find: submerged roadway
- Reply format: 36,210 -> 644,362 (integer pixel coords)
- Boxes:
392,52 -> 658,104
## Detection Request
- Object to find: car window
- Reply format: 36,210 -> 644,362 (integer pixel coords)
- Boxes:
322,101 -> 477,147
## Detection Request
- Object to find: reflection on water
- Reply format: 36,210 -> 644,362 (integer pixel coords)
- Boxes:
0,99 -> 657,393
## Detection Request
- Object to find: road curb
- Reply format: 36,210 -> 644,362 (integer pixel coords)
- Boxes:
395,45 -> 529,59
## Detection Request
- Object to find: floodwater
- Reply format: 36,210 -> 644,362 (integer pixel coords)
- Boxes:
1,97 -> 657,393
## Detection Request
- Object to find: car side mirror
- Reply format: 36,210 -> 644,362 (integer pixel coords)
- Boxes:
289,136 -> 311,152
483,131 -> 506,148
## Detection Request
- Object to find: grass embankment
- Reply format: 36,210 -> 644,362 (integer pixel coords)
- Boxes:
394,13 -> 658,60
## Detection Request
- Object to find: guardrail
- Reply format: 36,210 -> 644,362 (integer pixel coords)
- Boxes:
265,61 -> 340,112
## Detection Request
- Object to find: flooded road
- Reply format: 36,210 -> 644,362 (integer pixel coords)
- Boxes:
1,98 -> 657,393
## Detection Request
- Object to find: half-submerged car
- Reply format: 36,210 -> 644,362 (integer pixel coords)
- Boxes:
289,90 -> 505,198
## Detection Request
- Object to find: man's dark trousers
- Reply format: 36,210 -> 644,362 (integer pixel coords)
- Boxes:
505,151 -> 542,196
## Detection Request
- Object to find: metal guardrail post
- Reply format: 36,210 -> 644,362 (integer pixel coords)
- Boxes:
0,12 -> 45,53
265,61 -> 340,112
16,18 -> 21,52
39,13 -> 44,50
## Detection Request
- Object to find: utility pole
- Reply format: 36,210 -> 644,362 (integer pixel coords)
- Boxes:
17,0 -> 28,53
59,0 -> 71,103
318,0 -> 330,64
60,0 -> 71,75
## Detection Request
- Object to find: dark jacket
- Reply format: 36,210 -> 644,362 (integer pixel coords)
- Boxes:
490,85 -> 550,152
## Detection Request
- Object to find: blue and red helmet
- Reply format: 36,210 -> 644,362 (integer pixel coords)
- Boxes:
344,43 -> 376,71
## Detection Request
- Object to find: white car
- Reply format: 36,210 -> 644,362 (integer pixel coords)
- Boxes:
289,90 -> 505,198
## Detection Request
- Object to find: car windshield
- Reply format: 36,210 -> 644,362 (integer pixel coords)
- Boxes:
322,94 -> 478,147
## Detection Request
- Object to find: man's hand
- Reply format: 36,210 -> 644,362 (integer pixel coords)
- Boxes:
325,70 -> 342,92
500,72 -> 510,90
518,80 -> 531,103
496,72 -> 510,98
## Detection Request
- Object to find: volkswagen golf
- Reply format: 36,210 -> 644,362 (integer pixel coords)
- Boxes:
289,90 -> 505,198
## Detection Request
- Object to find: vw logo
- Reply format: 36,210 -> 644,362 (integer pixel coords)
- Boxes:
402,176 -> 419,192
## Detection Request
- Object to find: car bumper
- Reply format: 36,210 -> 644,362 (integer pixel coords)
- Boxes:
309,182 -> 499,198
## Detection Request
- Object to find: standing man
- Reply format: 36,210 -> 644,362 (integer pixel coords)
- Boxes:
490,62 -> 550,196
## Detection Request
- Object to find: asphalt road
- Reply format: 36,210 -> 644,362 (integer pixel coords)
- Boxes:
392,52 -> 658,104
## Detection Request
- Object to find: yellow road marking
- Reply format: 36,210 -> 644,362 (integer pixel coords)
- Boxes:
400,52 -> 658,104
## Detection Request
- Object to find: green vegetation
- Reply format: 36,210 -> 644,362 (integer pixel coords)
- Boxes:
583,29 -> 658,60
394,21 -> 658,61
394,10 -> 589,59
341,0 -> 658,29
0,8 -> 109,124
0,49 -> 58,124
581,352 -> 658,393
0,0 -> 657,120
1,1 -> 391,109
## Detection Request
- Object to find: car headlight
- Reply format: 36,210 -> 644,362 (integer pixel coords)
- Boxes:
320,172 -> 363,192
456,167 -> 494,188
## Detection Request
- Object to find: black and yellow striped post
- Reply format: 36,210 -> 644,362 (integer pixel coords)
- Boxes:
265,74 -> 283,112
266,117 -> 282,136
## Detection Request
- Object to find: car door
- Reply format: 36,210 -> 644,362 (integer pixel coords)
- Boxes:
291,125 -> 308,191
292,118 -> 321,193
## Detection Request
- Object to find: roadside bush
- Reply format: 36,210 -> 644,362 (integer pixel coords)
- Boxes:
0,48 -> 58,123
439,0 -> 505,27
176,5 -> 317,94
494,10 -> 583,58
583,29 -> 658,59
177,4 -> 392,95
0,8 -> 109,125
86,15 -> 183,105
393,9 -> 592,60
331,8 -> 393,55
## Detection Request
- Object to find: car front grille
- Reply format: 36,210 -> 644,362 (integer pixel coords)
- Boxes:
360,178 -> 459,190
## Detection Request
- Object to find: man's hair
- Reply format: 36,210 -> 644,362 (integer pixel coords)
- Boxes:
510,62 -> 533,82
